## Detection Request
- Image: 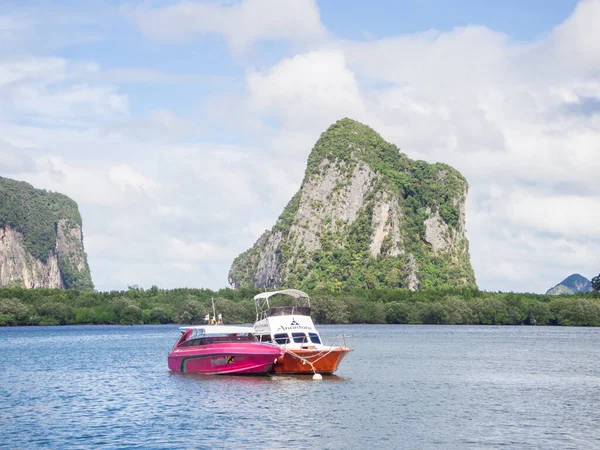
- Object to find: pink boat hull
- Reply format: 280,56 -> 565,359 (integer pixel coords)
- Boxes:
168,342 -> 283,374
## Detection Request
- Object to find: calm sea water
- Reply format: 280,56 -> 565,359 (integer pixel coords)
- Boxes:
1,325 -> 599,449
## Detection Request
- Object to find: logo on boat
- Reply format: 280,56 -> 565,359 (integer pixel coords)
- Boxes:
210,356 -> 234,367
276,317 -> 313,332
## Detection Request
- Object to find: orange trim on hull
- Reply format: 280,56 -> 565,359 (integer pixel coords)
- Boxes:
273,348 -> 351,374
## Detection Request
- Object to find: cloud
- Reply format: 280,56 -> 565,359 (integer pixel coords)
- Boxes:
0,142 -> 34,173
122,0 -> 326,52
101,109 -> 203,142
561,96 -> 600,116
85,67 -> 228,85
0,57 -> 66,87
247,50 -> 368,129
24,157 -> 126,207
0,3 -> 104,53
505,193 -> 600,239
549,0 -> 600,73
0,57 -> 128,125
108,164 -> 160,195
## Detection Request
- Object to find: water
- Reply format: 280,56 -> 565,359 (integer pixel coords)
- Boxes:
1,325 -> 599,449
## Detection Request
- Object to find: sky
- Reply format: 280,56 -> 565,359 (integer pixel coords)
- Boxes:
1,0 -> 599,294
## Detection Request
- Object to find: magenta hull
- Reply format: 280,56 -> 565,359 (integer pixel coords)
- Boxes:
168,342 -> 283,374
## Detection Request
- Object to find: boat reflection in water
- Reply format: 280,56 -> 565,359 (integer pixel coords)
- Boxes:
253,289 -> 352,375
168,325 -> 284,375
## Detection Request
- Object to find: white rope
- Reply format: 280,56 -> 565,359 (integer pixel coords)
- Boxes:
282,345 -> 341,374
283,348 -> 318,374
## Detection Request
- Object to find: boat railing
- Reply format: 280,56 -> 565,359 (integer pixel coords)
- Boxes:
180,333 -> 257,347
323,334 -> 353,351
254,289 -> 312,321
273,333 -> 353,350
267,306 -> 311,317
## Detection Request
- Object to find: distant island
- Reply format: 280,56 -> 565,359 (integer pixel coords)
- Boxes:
546,273 -> 593,295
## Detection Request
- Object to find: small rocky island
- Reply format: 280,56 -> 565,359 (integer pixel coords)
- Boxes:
229,118 -> 476,291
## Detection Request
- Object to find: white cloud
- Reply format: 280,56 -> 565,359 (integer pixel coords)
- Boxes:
23,157 -> 126,207
0,57 -> 128,125
101,109 -> 203,142
122,0 -> 326,52
85,68 -> 207,85
166,237 -> 236,262
0,3 -> 104,53
0,141 -> 34,173
549,0 -> 600,73
248,50 -> 368,129
108,164 -> 160,195
504,192 -> 600,239
0,57 -> 67,88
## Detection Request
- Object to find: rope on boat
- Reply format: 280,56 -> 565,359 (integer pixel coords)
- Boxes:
283,348 -> 318,373
281,345 -> 340,379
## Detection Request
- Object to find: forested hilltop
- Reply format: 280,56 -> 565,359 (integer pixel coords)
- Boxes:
1,286 -> 600,327
0,177 -> 93,290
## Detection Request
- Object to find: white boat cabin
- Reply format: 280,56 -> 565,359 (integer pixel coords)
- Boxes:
253,289 -> 324,348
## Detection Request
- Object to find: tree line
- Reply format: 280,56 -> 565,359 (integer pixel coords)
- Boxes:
1,285 -> 600,327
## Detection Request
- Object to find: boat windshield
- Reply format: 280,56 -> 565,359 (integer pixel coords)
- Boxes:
291,332 -> 308,343
308,332 -> 321,344
181,333 -> 256,347
273,333 -> 290,345
267,306 -> 311,317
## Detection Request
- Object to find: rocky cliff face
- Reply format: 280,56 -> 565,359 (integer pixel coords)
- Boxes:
229,118 -> 476,291
0,224 -> 63,288
0,177 -> 94,290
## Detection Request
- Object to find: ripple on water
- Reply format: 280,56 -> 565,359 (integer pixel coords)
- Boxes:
1,324 -> 600,449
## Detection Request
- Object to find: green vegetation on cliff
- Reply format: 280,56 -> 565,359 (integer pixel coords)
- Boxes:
593,274 -> 600,292
1,286 -> 600,327
0,177 -> 94,290
0,177 -> 81,261
305,118 -> 467,226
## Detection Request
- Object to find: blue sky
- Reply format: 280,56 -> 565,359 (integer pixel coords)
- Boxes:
1,0 -> 599,293
318,0 -> 579,40
13,0 -> 580,118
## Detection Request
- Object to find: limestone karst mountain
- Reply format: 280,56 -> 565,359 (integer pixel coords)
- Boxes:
546,274 -> 592,295
0,176 -> 94,290
229,118 -> 476,291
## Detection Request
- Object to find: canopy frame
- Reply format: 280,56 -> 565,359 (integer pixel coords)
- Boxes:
253,289 -> 311,321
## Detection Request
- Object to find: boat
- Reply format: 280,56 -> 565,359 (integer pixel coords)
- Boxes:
168,325 -> 284,375
253,289 -> 352,375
